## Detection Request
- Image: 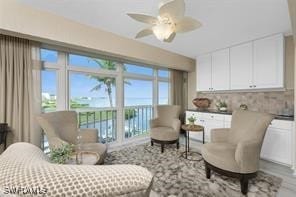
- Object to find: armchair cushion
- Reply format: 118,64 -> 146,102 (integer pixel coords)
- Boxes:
150,127 -> 179,141
150,118 -> 160,128
201,143 -> 240,173
171,119 -> 181,133
211,128 -> 230,143
235,140 -> 262,173
79,128 -> 98,143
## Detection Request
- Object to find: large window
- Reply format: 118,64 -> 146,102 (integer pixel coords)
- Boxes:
70,73 -> 116,109
41,70 -> 57,112
124,64 -> 153,76
158,82 -> 169,105
124,79 -> 153,138
69,54 -> 117,70
69,72 -> 117,143
124,79 -> 153,106
41,49 -> 58,63
40,47 -> 171,147
158,69 -> 169,78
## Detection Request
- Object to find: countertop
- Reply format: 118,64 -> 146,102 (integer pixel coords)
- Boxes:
186,109 -> 294,121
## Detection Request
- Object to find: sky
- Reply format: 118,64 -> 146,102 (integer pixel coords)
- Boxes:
41,49 -> 169,102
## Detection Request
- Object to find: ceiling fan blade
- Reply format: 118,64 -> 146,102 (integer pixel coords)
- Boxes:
135,28 -> 153,39
164,32 -> 176,43
127,13 -> 158,24
159,0 -> 185,21
175,17 -> 202,33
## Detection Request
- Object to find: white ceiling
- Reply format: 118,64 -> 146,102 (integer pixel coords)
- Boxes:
19,0 -> 292,58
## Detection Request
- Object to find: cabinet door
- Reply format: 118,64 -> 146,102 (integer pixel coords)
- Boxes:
230,42 -> 253,90
261,127 -> 292,166
196,54 -> 212,91
212,48 -> 230,91
253,34 -> 284,89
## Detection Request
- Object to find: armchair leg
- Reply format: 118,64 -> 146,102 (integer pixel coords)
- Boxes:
161,144 -> 164,153
205,163 -> 211,179
176,141 -> 179,149
240,175 -> 249,195
151,140 -> 154,146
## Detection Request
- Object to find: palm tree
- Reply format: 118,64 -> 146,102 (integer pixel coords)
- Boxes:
89,59 -> 130,107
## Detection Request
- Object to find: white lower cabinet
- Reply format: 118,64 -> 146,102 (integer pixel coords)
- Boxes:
261,120 -> 293,166
185,111 -> 294,167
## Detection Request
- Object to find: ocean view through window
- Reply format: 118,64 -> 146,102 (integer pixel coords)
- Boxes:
41,48 -> 171,148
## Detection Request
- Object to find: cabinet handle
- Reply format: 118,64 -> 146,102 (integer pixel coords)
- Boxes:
254,85 -> 256,88
249,85 -> 252,88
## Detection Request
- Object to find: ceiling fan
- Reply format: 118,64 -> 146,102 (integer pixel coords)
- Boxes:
127,0 -> 202,43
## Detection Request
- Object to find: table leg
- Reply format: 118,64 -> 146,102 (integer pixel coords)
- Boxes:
202,129 -> 205,144
187,131 -> 190,152
185,131 -> 188,159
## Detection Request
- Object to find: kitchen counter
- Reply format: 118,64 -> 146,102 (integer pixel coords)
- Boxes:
186,109 -> 294,121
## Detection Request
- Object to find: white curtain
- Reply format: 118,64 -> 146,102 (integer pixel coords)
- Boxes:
0,34 -> 41,152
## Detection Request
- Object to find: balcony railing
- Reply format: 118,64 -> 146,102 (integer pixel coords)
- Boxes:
124,105 -> 153,139
78,105 -> 153,141
78,108 -> 117,143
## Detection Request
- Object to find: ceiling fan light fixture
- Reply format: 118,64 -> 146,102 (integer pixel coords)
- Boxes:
152,22 -> 175,41
127,0 -> 201,43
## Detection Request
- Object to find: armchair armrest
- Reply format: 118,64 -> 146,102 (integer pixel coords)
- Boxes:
172,119 -> 181,132
235,140 -> 261,173
211,128 -> 230,143
150,118 -> 160,128
79,128 -> 98,143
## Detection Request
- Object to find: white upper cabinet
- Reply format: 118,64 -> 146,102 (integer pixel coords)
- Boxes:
196,54 -> 212,91
230,42 -> 253,90
253,34 -> 284,89
211,48 -> 230,91
196,34 -> 285,92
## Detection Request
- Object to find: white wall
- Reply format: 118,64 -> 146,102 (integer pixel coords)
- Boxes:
0,0 -> 195,72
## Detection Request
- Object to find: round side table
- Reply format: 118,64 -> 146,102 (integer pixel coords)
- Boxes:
67,151 -> 100,165
181,124 -> 205,161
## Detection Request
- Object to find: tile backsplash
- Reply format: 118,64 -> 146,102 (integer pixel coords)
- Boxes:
195,90 -> 294,115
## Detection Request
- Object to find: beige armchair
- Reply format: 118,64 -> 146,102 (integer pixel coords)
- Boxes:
150,105 -> 181,153
201,110 -> 273,194
36,111 -> 107,164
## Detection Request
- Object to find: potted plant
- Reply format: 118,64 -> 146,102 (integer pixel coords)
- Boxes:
216,101 -> 228,112
187,115 -> 197,125
50,143 -> 74,164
